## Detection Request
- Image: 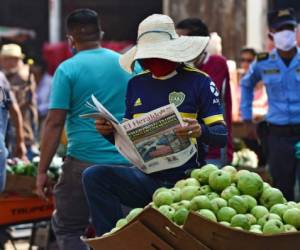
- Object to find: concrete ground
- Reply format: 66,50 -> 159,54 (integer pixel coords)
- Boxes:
5,241 -> 58,250
5,241 -> 34,250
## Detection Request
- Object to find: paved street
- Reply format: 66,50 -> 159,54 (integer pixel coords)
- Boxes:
5,241 -> 34,250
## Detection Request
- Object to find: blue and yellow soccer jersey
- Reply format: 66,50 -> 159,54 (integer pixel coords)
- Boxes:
124,65 -> 224,180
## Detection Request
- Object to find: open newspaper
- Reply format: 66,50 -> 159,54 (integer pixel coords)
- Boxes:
81,95 -> 197,174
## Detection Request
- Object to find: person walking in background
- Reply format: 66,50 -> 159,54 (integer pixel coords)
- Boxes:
241,8 -> 300,201
239,48 -> 257,76
236,47 -> 268,167
32,61 -> 52,135
36,9 -> 131,250
176,18 -> 233,166
238,47 -> 268,121
0,71 -> 27,191
0,44 -> 38,160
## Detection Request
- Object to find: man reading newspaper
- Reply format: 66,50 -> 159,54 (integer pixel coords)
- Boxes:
82,14 -> 228,236
83,97 -> 197,173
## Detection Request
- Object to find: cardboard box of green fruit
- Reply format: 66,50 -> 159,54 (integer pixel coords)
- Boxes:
85,164 -> 300,250
84,219 -> 176,250
182,165 -> 300,250
83,206 -> 209,250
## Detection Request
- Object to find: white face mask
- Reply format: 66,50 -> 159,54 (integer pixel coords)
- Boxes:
272,30 -> 297,51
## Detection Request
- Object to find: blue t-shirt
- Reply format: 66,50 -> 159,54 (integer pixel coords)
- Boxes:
125,65 -> 224,180
49,48 -> 130,164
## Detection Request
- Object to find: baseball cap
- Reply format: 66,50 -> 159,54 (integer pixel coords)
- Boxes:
267,8 -> 298,29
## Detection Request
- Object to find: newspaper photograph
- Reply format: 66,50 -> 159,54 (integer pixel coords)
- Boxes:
81,95 -> 197,174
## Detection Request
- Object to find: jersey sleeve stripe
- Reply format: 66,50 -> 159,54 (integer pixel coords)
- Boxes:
180,112 -> 197,119
203,114 -> 224,125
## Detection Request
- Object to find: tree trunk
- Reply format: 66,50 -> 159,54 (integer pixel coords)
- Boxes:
167,0 -> 246,60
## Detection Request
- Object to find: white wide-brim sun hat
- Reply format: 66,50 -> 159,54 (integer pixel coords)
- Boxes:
120,14 -> 210,73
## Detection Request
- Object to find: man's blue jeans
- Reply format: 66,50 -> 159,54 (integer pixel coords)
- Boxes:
0,138 -> 7,192
0,105 -> 8,193
82,165 -> 174,236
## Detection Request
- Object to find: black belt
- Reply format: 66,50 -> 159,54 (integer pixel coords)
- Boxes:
269,124 -> 300,137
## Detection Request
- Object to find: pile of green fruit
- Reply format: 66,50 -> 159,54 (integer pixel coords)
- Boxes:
6,160 -> 37,176
107,164 -> 300,236
6,157 -> 62,182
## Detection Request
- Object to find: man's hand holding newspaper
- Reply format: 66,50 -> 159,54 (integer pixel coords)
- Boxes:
95,118 -> 115,136
96,117 -> 202,139
175,118 -> 202,138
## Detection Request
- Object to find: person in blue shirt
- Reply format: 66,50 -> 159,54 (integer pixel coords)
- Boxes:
82,14 -> 228,236
36,9 -> 131,250
241,8 -> 300,201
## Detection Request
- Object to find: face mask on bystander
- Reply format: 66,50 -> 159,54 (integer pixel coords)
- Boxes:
271,30 -> 297,51
139,58 -> 178,77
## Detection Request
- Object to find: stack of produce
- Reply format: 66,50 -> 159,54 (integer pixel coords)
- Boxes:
6,159 -> 37,176
6,156 -> 63,182
107,165 -> 300,236
232,148 -> 258,168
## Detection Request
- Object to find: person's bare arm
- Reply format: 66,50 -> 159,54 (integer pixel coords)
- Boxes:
8,91 -> 27,161
36,109 -> 67,199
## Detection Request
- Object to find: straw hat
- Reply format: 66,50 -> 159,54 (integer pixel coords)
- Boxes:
119,14 -> 210,73
0,44 -> 24,59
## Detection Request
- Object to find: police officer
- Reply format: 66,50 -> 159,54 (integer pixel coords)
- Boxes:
241,8 -> 300,201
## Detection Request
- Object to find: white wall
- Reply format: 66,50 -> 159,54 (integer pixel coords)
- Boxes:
49,0 -> 61,43
246,0 -> 268,52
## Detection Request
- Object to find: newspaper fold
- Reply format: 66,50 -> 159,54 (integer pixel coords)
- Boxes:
81,95 -> 197,174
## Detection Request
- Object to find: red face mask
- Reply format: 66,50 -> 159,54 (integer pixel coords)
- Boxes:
139,58 -> 178,77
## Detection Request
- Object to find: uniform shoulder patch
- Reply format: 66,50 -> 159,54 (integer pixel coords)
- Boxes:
183,65 -> 209,77
256,52 -> 269,62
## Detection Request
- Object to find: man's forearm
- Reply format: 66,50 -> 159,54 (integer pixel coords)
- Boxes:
38,118 -> 64,174
200,123 -> 228,147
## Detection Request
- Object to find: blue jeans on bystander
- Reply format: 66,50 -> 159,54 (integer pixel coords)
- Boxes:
0,105 -> 8,192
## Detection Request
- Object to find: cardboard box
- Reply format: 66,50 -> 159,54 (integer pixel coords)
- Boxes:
0,196 -> 54,225
184,212 -> 300,250
4,174 -> 37,196
83,207 -> 210,250
84,221 -> 174,250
